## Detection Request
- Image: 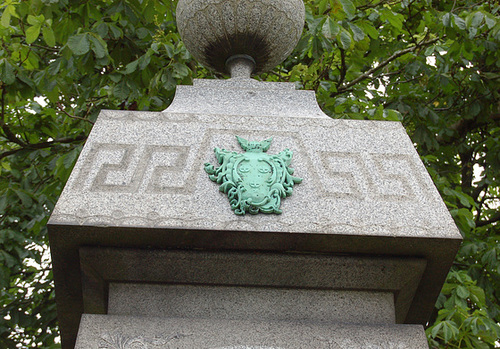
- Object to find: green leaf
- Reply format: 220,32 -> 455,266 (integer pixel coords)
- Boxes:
383,109 -> 401,121
136,27 -> 149,39
381,9 -> 403,31
108,24 -> 122,39
469,286 -> 486,305
357,20 -> 378,39
113,80 -> 130,99
14,189 -> 33,207
339,29 -> 352,50
318,0 -> 328,14
0,266 -> 10,289
445,322 -> 459,342
139,54 -> 151,70
484,13 -> 496,29
339,0 -> 355,20
42,26 -> 56,47
125,59 -> 139,74
348,22 -> 365,42
0,250 -> 18,268
424,46 -> 434,56
26,25 -> 41,44
442,13 -> 451,27
62,148 -> 79,169
453,14 -> 466,30
467,12 -> 484,29
47,58 -> 62,75
481,248 -> 497,266
89,34 -> 107,58
456,285 -> 470,299
0,194 -> 7,212
27,14 -> 43,26
0,59 -> 15,85
434,320 -> 459,342
0,5 -> 16,27
322,17 -> 340,40
95,22 -> 109,37
67,34 -> 90,55
453,189 -> 473,207
172,62 -> 189,78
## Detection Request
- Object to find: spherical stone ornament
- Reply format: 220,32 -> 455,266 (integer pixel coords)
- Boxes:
176,0 -> 305,75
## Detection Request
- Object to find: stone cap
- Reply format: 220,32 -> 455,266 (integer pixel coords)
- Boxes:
165,78 -> 325,117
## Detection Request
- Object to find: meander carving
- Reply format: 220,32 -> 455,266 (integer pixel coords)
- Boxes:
204,136 -> 302,215
69,139 -> 430,203
72,144 -> 191,194
319,151 -> 431,201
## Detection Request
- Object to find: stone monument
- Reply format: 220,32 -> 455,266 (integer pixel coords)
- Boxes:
48,0 -> 462,347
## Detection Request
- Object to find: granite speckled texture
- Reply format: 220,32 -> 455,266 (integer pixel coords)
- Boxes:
176,0 -> 305,74
79,248 -> 425,325
75,314 -> 430,349
48,77 -> 460,348
108,283 -> 396,324
51,80 -> 457,237
166,79 -> 324,116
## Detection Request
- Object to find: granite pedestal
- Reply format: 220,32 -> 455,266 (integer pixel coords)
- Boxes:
48,78 -> 461,348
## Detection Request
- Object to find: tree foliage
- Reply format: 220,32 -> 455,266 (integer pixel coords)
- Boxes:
0,0 -> 499,347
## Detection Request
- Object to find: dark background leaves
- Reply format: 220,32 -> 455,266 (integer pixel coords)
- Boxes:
0,0 -> 499,347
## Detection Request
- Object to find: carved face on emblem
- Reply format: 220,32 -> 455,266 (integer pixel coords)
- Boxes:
238,153 -> 274,204
204,136 -> 302,215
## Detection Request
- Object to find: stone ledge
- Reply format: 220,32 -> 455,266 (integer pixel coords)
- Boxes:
76,314 -> 429,349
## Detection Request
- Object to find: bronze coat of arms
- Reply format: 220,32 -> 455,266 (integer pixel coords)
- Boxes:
204,136 -> 302,215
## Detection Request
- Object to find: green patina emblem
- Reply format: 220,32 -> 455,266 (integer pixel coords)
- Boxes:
204,136 -> 302,215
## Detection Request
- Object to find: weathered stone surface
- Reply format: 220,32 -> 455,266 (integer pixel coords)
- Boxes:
79,248 -> 425,323
176,0 -> 305,74
75,314 -> 429,349
167,79 -> 325,117
48,78 -> 460,347
50,80 -> 458,238
109,283 -> 395,324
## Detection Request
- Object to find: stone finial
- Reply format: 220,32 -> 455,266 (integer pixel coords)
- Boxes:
176,0 -> 305,76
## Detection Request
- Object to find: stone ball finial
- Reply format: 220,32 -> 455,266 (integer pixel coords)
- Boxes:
176,0 -> 305,76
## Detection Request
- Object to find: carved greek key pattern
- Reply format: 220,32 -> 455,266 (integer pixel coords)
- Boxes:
72,143 -> 191,194
369,153 -> 418,200
319,152 -> 366,199
319,151 -> 431,201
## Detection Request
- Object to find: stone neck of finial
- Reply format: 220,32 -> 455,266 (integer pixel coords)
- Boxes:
226,55 -> 256,79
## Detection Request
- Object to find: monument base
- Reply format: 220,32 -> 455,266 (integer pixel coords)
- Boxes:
76,314 -> 429,348
48,78 -> 460,348
72,248 -> 430,348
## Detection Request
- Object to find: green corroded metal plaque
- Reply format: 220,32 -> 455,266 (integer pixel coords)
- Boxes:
204,136 -> 302,215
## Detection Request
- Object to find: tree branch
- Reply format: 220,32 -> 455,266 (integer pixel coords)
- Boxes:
29,44 -> 59,52
0,134 -> 87,160
333,37 -> 440,96
336,48 -> 347,90
56,102 -> 95,125
476,212 -> 500,227
437,112 -> 500,145
474,185 -> 489,225
357,0 -> 398,10
0,86 -> 28,147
